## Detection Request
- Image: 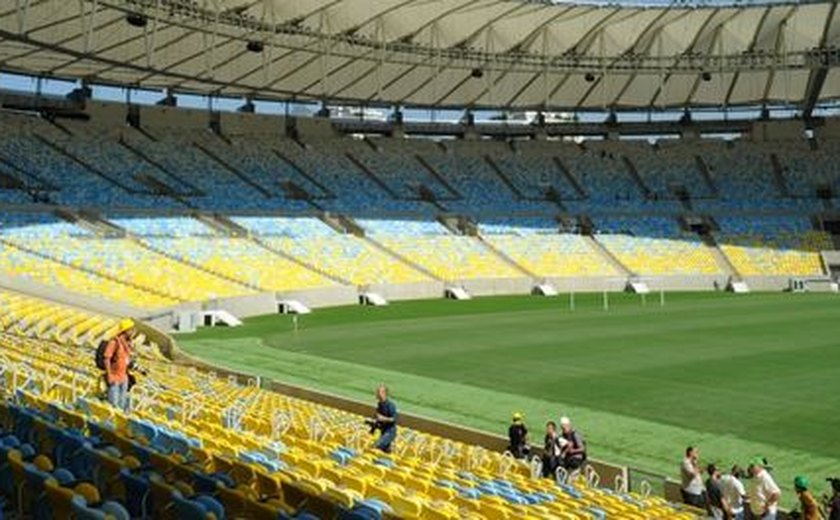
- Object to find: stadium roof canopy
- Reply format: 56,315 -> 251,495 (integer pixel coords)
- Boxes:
1,0 -> 840,111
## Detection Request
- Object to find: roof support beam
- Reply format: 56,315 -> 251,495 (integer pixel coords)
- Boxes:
16,0 -> 32,34
802,64 -> 828,121
803,1 -> 839,120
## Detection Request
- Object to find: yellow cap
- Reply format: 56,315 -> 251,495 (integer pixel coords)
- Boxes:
512,412 -> 523,422
116,318 -> 135,335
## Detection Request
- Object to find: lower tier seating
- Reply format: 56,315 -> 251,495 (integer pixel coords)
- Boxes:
483,234 -> 616,277
0,293 -> 700,519
718,232 -> 830,276
596,235 -> 721,276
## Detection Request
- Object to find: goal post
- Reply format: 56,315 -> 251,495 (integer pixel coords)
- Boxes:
562,277 -> 667,312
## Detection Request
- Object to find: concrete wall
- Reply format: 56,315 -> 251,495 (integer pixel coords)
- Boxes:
743,275 -> 792,291
368,281 -> 444,302
544,275 -> 728,292
751,119 -> 805,142
140,104 -> 209,130
219,111 -> 285,138
821,251 -> 840,266
205,292 -> 278,318
296,116 -> 337,140
460,277 -> 534,296
83,101 -> 127,127
281,285 -> 359,309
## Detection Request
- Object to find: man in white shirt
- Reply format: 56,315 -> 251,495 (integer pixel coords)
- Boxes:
748,458 -> 781,519
680,446 -> 706,508
719,465 -> 747,520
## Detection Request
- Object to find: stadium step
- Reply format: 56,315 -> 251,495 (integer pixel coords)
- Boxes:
483,155 -> 525,200
693,155 -> 720,197
361,236 -> 444,282
414,154 -> 463,199
344,152 -> 401,199
118,138 -> 205,196
0,237 -> 185,304
475,235 -> 539,279
132,237 -> 265,292
193,213 -> 249,237
553,157 -> 589,198
0,149 -> 59,192
701,232 -> 743,280
33,134 -> 141,195
620,156 -> 653,198
583,234 -> 634,277
251,238 -> 354,286
193,141 -> 274,199
769,154 -> 792,198
55,209 -> 126,238
319,214 -> 364,237
270,150 -> 336,199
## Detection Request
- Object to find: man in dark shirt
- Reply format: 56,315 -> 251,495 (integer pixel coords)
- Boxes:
507,412 -> 530,459
706,464 -> 725,519
541,421 -> 563,478
371,384 -> 397,453
559,416 -> 587,470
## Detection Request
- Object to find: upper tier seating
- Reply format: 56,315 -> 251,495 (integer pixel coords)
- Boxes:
283,138 -> 430,214
347,138 -> 456,200
423,141 -> 555,214
0,113 -> 171,208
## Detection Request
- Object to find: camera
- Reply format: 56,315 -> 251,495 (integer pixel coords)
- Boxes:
364,418 -> 379,434
828,477 -> 840,493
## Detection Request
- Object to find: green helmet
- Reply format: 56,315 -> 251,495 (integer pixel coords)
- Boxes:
794,475 -> 809,491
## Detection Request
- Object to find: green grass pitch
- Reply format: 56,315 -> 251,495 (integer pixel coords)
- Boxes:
177,292 -> 840,506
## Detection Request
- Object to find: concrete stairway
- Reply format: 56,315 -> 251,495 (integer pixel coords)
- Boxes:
475,236 -> 538,279
0,237 -> 184,303
583,234 -> 633,277
361,236 -> 443,282
701,232 -> 742,280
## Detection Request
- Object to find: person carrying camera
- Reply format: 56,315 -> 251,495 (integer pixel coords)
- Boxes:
681,446 -> 706,508
368,384 -> 397,453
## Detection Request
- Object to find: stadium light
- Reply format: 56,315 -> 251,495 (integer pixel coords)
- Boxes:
125,13 -> 148,28
238,97 -> 255,113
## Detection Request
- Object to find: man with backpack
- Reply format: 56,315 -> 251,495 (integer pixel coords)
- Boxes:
559,416 -> 587,470
97,319 -> 135,411
507,412 -> 530,459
